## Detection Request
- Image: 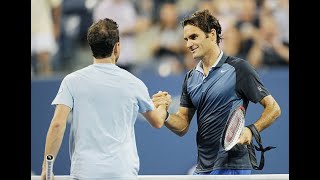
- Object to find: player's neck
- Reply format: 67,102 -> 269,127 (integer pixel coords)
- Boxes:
93,57 -> 115,64
202,47 -> 221,69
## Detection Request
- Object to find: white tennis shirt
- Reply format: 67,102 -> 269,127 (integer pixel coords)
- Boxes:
52,63 -> 155,179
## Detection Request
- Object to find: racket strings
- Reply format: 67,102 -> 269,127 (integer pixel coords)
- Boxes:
224,109 -> 245,150
226,114 -> 242,141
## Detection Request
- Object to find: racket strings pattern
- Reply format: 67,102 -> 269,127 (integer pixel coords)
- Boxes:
222,106 -> 245,151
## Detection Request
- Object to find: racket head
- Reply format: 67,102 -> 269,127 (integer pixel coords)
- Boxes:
221,105 -> 245,151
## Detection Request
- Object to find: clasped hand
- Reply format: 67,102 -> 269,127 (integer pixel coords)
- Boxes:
152,91 -> 172,110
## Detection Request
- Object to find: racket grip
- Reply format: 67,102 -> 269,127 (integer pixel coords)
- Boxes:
46,154 -> 54,180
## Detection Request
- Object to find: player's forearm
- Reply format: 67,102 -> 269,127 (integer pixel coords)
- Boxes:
144,104 -> 168,129
154,104 -> 169,128
254,100 -> 281,132
165,113 -> 189,137
42,120 -> 66,169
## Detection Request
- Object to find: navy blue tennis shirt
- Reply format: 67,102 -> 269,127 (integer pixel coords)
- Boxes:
180,52 -> 270,172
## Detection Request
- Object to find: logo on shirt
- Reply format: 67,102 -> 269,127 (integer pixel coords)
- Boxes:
221,69 -> 228,73
257,86 -> 262,91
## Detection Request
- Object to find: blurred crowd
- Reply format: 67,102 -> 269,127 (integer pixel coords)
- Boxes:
31,0 -> 289,79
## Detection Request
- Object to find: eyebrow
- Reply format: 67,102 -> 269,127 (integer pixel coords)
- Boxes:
184,33 -> 197,41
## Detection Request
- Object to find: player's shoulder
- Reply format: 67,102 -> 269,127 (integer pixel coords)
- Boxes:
64,69 -> 82,79
187,68 -> 195,76
225,56 -> 254,70
185,67 -> 196,81
226,55 -> 247,65
62,73 -> 74,82
120,68 -> 146,86
62,67 -> 88,82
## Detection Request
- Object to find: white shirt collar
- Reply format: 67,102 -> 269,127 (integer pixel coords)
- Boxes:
195,50 -> 224,74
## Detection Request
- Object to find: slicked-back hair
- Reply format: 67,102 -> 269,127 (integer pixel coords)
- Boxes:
87,18 -> 120,59
181,9 -> 222,45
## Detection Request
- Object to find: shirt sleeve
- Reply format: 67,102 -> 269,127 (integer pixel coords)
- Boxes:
51,76 -> 74,109
136,80 -> 155,113
180,70 -> 195,108
236,61 -> 270,103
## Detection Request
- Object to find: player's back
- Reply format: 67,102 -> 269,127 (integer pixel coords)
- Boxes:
64,63 -> 151,179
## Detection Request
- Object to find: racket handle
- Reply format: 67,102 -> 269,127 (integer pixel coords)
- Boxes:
46,154 -> 54,180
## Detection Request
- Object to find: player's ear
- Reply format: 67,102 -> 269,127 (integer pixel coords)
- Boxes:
209,28 -> 216,41
113,42 -> 120,55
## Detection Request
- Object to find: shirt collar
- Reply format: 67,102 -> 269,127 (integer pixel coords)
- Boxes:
195,50 -> 224,74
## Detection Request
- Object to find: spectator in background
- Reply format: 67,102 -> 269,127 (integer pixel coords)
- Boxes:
31,0 -> 62,76
220,22 -> 242,57
149,2 -> 186,75
247,14 -> 289,68
132,0 -> 155,63
234,0 -> 260,60
152,0 -> 177,23
134,0 -> 155,21
196,0 -> 215,14
54,0 -> 95,71
93,0 -> 140,72
175,0 -> 199,20
262,0 -> 289,46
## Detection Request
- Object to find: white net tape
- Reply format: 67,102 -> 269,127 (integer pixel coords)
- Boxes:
31,174 -> 289,180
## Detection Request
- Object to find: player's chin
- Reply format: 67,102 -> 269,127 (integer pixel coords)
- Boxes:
192,54 -> 201,61
191,51 -> 200,58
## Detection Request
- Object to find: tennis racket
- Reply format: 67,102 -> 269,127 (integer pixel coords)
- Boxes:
46,154 -> 54,180
221,105 -> 245,151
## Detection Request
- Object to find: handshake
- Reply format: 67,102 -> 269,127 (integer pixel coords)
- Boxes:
152,91 -> 172,110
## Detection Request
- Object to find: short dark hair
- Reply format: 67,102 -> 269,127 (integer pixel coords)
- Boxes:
87,18 -> 120,59
181,9 -> 222,45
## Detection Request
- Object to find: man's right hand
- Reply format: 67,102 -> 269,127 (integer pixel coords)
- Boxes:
152,91 -> 172,110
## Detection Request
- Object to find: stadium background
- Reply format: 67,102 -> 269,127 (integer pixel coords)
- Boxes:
31,0 -> 289,175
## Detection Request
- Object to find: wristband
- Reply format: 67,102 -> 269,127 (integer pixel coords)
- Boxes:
164,111 -> 170,122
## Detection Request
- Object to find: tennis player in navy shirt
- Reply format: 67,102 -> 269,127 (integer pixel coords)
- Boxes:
152,9 -> 281,175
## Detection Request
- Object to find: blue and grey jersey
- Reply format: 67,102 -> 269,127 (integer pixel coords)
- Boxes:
180,54 -> 270,172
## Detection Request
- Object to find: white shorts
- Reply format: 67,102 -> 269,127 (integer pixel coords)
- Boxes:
31,32 -> 57,55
